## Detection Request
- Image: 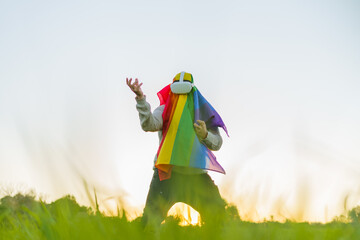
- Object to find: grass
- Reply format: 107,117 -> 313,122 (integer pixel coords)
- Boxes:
0,193 -> 359,240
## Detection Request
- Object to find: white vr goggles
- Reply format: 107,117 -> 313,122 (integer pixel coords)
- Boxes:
170,71 -> 194,94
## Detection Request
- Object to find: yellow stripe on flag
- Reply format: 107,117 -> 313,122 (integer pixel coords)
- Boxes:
156,95 -> 187,169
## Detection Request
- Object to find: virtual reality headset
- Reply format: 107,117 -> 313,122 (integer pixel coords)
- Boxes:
170,71 -> 194,94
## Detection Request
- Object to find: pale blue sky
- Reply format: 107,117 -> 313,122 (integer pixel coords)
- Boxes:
0,0 -> 359,221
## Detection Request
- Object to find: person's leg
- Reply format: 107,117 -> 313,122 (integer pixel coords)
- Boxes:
181,173 -> 227,226
142,169 -> 174,229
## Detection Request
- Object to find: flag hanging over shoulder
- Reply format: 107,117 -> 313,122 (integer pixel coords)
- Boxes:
155,82 -> 228,180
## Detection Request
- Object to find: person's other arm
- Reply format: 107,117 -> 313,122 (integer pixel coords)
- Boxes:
202,127 -> 223,151
194,120 -> 223,151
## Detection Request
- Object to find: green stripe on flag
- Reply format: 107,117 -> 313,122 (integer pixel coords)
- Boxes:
170,96 -> 196,166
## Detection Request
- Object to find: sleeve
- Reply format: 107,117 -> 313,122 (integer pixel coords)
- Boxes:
135,96 -> 164,132
201,127 -> 223,151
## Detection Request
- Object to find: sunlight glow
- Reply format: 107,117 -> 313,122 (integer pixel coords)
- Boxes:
167,203 -> 201,226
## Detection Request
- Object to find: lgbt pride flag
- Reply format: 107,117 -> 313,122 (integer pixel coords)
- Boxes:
155,84 -> 228,180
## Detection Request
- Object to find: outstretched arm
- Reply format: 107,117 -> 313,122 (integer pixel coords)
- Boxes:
126,77 -> 163,132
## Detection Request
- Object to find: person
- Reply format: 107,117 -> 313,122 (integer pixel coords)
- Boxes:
126,72 -> 228,228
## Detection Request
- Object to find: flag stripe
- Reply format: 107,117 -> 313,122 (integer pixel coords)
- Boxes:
157,95 -> 187,165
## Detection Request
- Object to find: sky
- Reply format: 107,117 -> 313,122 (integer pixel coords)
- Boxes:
0,0 -> 359,222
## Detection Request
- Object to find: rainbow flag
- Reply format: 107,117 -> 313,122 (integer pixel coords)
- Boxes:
155,85 -> 228,180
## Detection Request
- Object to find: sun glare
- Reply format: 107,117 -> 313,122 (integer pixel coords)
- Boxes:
167,203 -> 201,226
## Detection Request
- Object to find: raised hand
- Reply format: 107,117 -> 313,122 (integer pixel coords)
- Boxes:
126,78 -> 144,99
194,120 -> 208,140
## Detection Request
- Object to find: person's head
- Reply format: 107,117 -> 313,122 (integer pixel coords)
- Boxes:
170,72 -> 194,94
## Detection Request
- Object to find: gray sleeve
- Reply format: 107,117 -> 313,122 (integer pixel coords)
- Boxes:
135,96 -> 164,132
201,127 -> 223,151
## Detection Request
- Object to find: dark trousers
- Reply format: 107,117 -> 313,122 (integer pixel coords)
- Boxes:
142,169 -> 226,227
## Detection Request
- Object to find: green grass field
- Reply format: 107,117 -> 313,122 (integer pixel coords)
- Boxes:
0,193 -> 359,240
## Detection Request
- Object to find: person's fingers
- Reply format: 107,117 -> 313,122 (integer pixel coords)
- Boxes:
127,79 -> 133,88
193,123 -> 200,128
197,120 -> 205,125
127,77 -> 143,95
195,120 -> 206,130
139,83 -> 143,88
133,80 -> 139,88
